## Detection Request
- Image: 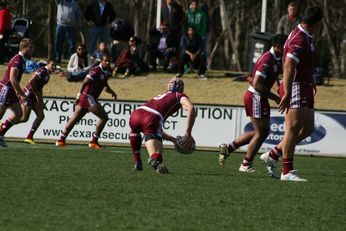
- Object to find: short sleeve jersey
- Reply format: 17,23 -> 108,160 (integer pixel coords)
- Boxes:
252,47 -> 282,89
0,53 -> 26,87
284,24 -> 316,84
25,67 -> 50,92
83,65 -> 111,98
144,91 -> 188,120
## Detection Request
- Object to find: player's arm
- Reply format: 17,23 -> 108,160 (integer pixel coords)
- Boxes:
278,57 -> 297,114
252,75 -> 280,104
9,67 -> 25,98
180,96 -> 196,139
162,132 -> 176,143
75,76 -> 92,103
104,82 -> 117,99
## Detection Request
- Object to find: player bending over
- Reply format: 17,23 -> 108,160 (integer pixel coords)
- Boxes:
56,54 -> 117,149
129,77 -> 196,173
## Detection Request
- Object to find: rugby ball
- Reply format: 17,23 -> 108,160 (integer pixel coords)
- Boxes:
175,135 -> 196,154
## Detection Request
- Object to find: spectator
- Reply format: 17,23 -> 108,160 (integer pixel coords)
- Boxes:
198,0 -> 210,35
0,38 -> 34,147
55,0 -> 83,63
0,0 -> 12,64
113,36 -> 149,78
176,26 -> 206,79
129,77 -> 196,173
277,2 -> 300,35
92,42 -> 111,66
148,24 -> 177,72
66,43 -> 93,82
183,1 -> 207,37
21,59 -> 57,144
56,54 -> 117,149
84,0 -> 116,54
161,0 -> 185,48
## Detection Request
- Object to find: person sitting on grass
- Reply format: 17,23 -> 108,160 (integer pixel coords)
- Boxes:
176,26 -> 207,79
113,36 -> 149,78
66,43 -> 93,82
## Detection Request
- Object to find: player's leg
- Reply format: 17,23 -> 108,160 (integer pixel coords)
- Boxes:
24,103 -> 45,144
88,103 -> 108,148
280,107 -> 308,181
0,102 -> 23,135
239,117 -> 269,173
56,105 -> 87,146
129,110 -> 143,171
145,136 -> 168,174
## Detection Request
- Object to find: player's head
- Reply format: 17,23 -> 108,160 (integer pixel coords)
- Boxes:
168,77 -> 184,93
100,54 -> 111,69
301,6 -> 323,26
19,38 -> 34,56
46,59 -> 57,73
272,34 -> 288,56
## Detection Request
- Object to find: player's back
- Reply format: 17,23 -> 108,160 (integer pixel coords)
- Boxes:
144,91 -> 187,120
1,54 -> 26,86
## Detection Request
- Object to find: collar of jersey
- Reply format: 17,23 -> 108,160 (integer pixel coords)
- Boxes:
298,24 -> 313,38
270,47 -> 281,61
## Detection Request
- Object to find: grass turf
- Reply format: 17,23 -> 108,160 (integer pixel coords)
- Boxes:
0,142 -> 345,230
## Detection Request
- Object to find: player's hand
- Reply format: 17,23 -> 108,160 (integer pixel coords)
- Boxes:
182,133 -> 193,150
278,94 -> 290,114
75,92 -> 81,105
19,94 -> 27,104
111,91 -> 117,100
313,85 -> 317,96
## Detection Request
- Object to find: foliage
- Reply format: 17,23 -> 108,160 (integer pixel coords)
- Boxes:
0,142 -> 345,230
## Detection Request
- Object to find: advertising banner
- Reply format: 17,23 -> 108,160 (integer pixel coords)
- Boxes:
3,97 -> 346,156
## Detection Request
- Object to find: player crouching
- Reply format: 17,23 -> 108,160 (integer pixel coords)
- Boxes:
129,77 -> 196,173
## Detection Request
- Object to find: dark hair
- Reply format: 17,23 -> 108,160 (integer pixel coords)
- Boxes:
272,34 -> 288,47
288,2 -> 296,8
46,58 -> 56,64
100,54 -> 111,61
76,42 -> 86,50
301,6 -> 323,25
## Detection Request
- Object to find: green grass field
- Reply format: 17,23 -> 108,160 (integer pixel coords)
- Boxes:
0,142 -> 345,230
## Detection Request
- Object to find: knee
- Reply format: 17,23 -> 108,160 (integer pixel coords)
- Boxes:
38,114 -> 45,121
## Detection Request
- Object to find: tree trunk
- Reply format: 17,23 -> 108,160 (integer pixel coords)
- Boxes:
219,3 -> 230,69
47,0 -> 55,59
208,30 -> 227,69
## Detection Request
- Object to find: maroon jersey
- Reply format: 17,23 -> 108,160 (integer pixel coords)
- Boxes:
250,47 -> 282,91
0,53 -> 26,87
144,91 -> 188,120
24,67 -> 50,93
284,24 -> 316,84
83,65 -> 111,98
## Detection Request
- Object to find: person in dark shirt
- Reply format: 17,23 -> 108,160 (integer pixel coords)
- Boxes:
176,26 -> 206,79
84,0 -> 116,54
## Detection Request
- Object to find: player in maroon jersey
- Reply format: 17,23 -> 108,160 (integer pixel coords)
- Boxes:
129,77 -> 196,173
0,38 -> 34,147
260,6 -> 323,182
56,54 -> 117,149
20,59 -> 57,144
218,34 -> 287,175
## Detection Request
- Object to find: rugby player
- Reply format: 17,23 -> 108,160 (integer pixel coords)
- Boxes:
0,38 -> 34,147
218,34 -> 287,175
56,54 -> 117,149
129,77 -> 196,173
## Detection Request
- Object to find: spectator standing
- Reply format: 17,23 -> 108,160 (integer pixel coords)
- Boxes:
21,59 -> 57,144
161,0 -> 185,48
0,0 -> 12,64
0,38 -> 34,147
67,43 -> 93,81
55,0 -> 83,63
176,26 -> 206,79
56,55 -> 117,149
148,24 -> 177,72
84,0 -> 116,54
129,77 -> 196,173
262,7 -> 323,182
218,34 -> 287,175
277,2 -> 300,35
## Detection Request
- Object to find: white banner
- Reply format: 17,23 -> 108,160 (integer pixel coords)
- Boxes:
3,97 -> 346,157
